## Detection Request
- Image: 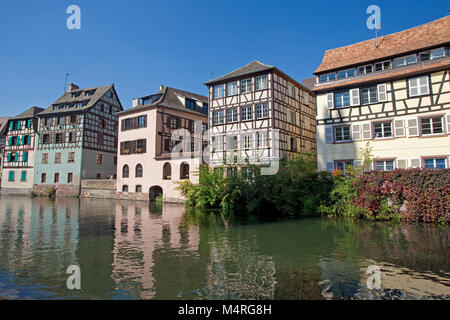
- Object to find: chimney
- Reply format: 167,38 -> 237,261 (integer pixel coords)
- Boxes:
132,98 -> 139,108
67,83 -> 80,92
160,85 -> 164,91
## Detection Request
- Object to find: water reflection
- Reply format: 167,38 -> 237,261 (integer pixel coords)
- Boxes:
0,195 -> 448,300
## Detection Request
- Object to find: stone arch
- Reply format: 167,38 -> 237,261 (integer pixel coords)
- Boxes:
180,162 -> 189,179
149,186 -> 163,201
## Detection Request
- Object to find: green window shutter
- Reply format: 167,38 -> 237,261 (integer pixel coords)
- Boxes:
16,136 -> 20,145
8,137 -> 13,146
8,171 -> 14,182
27,119 -> 31,128
14,153 -> 18,162
9,121 -> 14,130
7,153 -> 11,162
23,151 -> 28,162
21,171 -> 27,182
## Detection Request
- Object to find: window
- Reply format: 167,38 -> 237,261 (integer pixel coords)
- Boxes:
240,79 -> 252,93
227,82 -> 238,96
290,111 -> 297,124
257,132 -> 268,148
242,135 -> 252,149
213,110 -> 224,125
373,121 -> 393,139
185,98 -> 196,110
431,48 -> 445,59
54,152 -> 61,164
21,170 -> 27,182
85,90 -> 95,96
57,116 -> 65,125
68,151 -> 75,163
180,163 -> 189,179
334,90 -> 350,108
256,104 -> 268,119
358,65 -> 373,75
375,160 -> 394,171
241,106 -> 252,121
290,137 -> 297,151
319,72 -> 336,83
43,134 -> 50,144
121,115 -> 147,131
394,54 -> 417,67
77,101 -> 88,108
374,61 -> 391,72
226,108 -> 238,123
136,164 -> 143,177
136,185 -> 142,193
96,154 -> 102,164
55,133 -> 63,143
421,116 -> 443,135
424,158 -> 446,169
337,68 -> 355,79
68,173 -> 73,183
70,115 -> 77,123
408,76 -> 429,97
122,165 -> 129,178
8,171 -> 14,182
54,173 -> 60,183
202,103 -> 208,113
288,84 -> 296,98
122,185 -> 128,193
68,132 -> 75,143
360,86 -> 378,104
136,139 -> 146,153
255,75 -> 267,90
334,126 -> 351,142
335,161 -> 353,175
42,153 -> 48,164
163,162 -> 171,180
214,85 -> 224,98
41,173 -> 46,183
72,91 -> 81,98
141,94 -> 161,105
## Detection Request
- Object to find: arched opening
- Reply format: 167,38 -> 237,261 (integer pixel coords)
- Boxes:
136,164 -> 143,177
163,162 -> 171,180
149,186 -> 163,201
122,185 -> 129,193
136,185 -> 142,193
122,164 -> 129,178
180,162 -> 189,179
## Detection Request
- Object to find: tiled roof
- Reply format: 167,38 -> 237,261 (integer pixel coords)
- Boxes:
314,57 -> 450,92
314,15 -> 450,74
118,86 -> 208,117
39,84 -> 117,115
0,117 -> 9,134
10,106 -> 44,120
204,61 -> 274,85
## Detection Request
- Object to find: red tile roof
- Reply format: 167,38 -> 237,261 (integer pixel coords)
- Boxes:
314,15 -> 450,74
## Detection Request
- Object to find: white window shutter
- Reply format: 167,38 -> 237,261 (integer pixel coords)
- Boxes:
353,160 -> 363,170
326,162 -> 334,172
447,114 -> 450,134
352,124 -> 361,140
410,158 -> 421,168
394,119 -> 405,137
362,123 -> 372,140
326,93 -> 334,109
397,159 -> 407,169
377,84 -> 387,102
325,126 -> 333,143
350,89 -> 360,106
407,118 -> 419,137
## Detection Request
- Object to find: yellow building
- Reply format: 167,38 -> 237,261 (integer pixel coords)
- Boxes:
313,16 -> 450,173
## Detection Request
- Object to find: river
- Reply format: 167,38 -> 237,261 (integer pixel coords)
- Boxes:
0,195 -> 448,300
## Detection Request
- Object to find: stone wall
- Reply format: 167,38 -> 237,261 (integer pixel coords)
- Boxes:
80,179 -> 116,199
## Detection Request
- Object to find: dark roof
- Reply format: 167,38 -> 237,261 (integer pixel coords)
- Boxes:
118,86 -> 208,117
39,84 -> 117,115
204,61 -> 274,85
315,15 -> 450,74
301,78 -> 316,91
10,106 -> 44,120
0,117 -> 9,134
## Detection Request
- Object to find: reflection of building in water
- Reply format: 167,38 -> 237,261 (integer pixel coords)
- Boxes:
111,201 -> 199,299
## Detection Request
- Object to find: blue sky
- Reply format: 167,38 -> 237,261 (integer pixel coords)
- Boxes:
0,0 -> 448,116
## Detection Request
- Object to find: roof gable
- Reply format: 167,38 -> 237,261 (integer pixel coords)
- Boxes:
205,60 -> 274,85
11,106 -> 44,120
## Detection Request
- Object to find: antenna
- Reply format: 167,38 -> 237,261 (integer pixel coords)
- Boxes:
375,22 -> 385,48
64,73 -> 71,92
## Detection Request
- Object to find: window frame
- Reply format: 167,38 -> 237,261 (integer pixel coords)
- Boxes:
227,81 -> 238,96
255,75 -> 268,91
255,104 -> 268,119
408,75 -> 430,97
240,78 -> 252,94
334,125 -> 352,143
420,116 -> 444,136
373,121 -> 393,139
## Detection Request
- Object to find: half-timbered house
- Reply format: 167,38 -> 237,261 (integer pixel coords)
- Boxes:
204,61 -> 316,172
0,117 -> 9,173
33,83 -> 123,196
314,16 -> 450,173
1,107 -> 44,192
116,86 -> 208,202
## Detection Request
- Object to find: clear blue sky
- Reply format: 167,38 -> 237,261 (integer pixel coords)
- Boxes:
0,0 -> 448,116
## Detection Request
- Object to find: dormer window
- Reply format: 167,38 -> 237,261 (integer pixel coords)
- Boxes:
394,54 -> 417,67
77,101 -> 88,108
420,48 -> 445,61
358,65 -> 373,75
71,92 -> 81,98
85,90 -> 96,96
337,68 -> 355,79
319,72 -> 336,83
374,61 -> 391,72
202,103 -> 208,113
185,98 -> 196,110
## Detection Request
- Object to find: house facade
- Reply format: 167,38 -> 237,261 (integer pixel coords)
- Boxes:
204,61 -> 316,172
1,107 -> 43,192
314,16 -> 450,173
0,117 -> 9,176
116,86 -> 208,202
33,83 -> 123,196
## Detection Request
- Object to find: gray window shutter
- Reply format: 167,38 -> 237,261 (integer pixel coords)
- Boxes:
410,158 -> 421,168
326,162 -> 334,172
325,126 -> 333,143
362,123 -> 372,140
326,93 -> 334,109
377,84 -> 387,102
394,119 -> 405,137
350,89 -> 360,106
397,159 -> 407,169
352,124 -> 361,140
407,118 -> 419,137
447,114 -> 450,134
